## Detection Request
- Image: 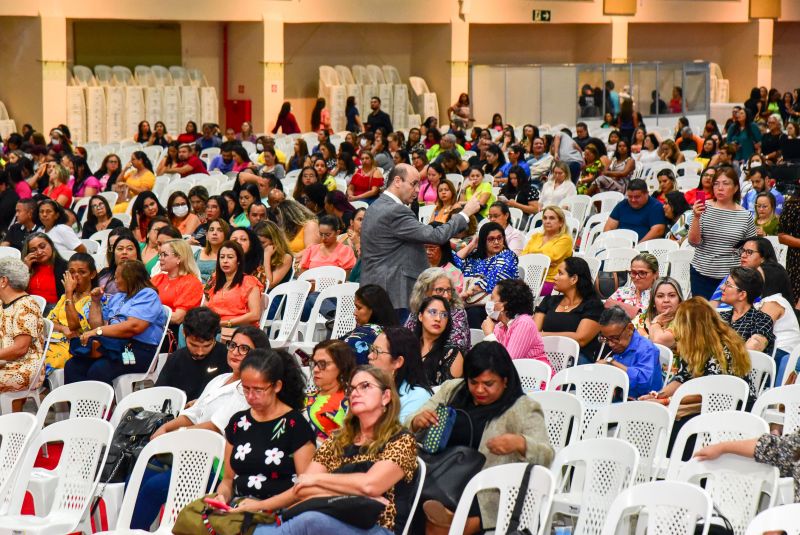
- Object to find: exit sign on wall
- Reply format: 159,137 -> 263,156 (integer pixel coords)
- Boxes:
532,9 -> 552,22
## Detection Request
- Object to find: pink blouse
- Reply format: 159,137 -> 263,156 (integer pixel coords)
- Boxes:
493,314 -> 550,372
418,180 -> 439,205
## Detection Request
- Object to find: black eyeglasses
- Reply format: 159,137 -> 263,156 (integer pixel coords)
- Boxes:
226,341 -> 253,356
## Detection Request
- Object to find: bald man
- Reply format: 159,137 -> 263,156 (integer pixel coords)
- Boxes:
360,163 -> 480,317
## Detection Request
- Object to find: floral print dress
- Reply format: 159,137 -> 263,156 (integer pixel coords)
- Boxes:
0,295 -> 45,392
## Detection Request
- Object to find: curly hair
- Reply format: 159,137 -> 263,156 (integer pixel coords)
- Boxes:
408,267 -> 464,314
495,278 -> 534,318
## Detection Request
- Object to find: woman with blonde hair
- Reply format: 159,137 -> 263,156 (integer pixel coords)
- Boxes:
252,220 -> 294,289
269,199 -> 320,255
640,297 -> 754,454
520,206 -> 573,295
539,161 -> 577,208
43,163 -> 73,208
151,239 -> 203,346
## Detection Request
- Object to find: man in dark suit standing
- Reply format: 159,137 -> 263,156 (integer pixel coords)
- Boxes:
365,97 -> 394,135
360,164 -> 480,319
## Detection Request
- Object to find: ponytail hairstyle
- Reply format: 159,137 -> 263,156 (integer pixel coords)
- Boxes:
239,348 -> 307,410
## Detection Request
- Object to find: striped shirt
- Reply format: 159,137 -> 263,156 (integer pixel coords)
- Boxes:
691,205 -> 755,278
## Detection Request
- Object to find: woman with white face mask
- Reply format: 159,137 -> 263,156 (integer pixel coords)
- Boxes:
167,191 -> 201,235
481,278 -> 549,371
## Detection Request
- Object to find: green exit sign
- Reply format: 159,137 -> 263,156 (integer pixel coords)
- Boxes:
532,9 -> 552,22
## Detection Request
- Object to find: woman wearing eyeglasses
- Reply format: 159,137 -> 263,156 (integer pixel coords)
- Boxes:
305,340 -> 356,443
709,237 -> 777,310
81,195 -> 123,239
605,253 -> 659,318
413,295 -> 464,386
405,267 -> 469,352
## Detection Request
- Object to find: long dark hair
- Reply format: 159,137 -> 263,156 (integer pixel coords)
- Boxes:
70,155 -> 93,195
760,261 -> 795,305
450,341 -> 524,419
564,256 -> 600,301
233,183 -> 260,218
132,151 -> 154,173
311,98 -> 326,131
230,227 -> 264,277
207,195 -> 230,222
355,285 -> 399,327
233,325 -> 271,349
68,252 -> 99,289
100,228 -> 141,281
36,199 -> 68,227
277,102 -> 291,122
382,327 -> 432,394
95,154 -> 122,190
129,191 -> 167,233
412,296 -> 453,352
136,121 -> 152,142
472,222 -> 508,259
664,191 -> 691,225
213,240 -> 245,292
85,195 -> 114,227
240,348 -> 306,410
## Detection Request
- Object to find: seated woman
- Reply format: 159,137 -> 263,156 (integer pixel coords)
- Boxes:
653,169 -> 678,204
97,229 -> 141,295
456,167 -> 495,220
190,194 -> 230,247
606,253 -> 659,318
341,284 -> 399,365
140,217 -> 171,274
67,155 -> 101,199
232,183 -> 261,228
128,191 -> 168,243
482,278 -> 548,367
418,163 -> 444,207
205,240 -> 264,331
719,267 -> 776,355
534,257 -> 604,363
432,180 -> 458,224
406,267 -> 469,352
81,195 -> 124,239
520,206 -> 574,295
754,192 -> 779,236
683,167 -> 715,206
229,227 -> 268,286
339,207 -> 365,260
43,163 -> 72,207
65,260 -> 167,385
0,258 -> 46,397
664,191 -> 693,243
539,162 -> 577,208
252,365 -> 419,535
113,151 -> 156,213
167,191 -> 202,236
454,222 -> 519,328
498,165 -> 540,225
709,237 -> 777,310
23,232 -> 68,313
634,277 -> 684,367
253,221 -> 294,290
410,342 -> 554,534
269,199 -> 320,256
367,326 -> 432,424
38,199 -> 86,257
577,144 -> 605,195
305,340 -> 356,443
346,150 -> 384,204
486,202 -> 525,254
292,167 -> 319,205
156,142 -> 179,176
151,239 -> 204,347
298,215 -> 356,277
195,219 -> 230,284
595,139 -> 634,193
413,292 -> 465,388
640,297 -> 755,456
45,253 -> 96,370
758,262 -> 800,384
423,222 -> 464,291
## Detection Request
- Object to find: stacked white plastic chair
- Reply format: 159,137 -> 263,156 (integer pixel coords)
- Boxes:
318,66 -> 346,133
409,76 -> 439,121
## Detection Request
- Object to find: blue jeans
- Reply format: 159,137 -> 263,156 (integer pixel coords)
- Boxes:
254,511 -> 392,535
129,466 -> 171,529
775,348 -> 791,386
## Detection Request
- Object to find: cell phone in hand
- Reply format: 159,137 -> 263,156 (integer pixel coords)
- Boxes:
696,191 -> 706,204
203,497 -> 231,511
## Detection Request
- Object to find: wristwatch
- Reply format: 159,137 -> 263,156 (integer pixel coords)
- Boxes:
95,328 -> 103,337
226,320 -> 232,328
605,355 -> 615,364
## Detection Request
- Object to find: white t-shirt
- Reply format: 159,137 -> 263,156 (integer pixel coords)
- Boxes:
180,373 -> 240,424
758,294 -> 800,352
47,224 -> 82,258
540,180 -> 577,209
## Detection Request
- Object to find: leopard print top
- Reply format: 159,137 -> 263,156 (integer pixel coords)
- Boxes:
313,431 -> 418,531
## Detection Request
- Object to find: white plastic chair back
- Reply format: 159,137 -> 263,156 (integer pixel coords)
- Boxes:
417,204 -> 434,223
585,402 -> 670,483
561,194 -> 591,224
514,359 -> 552,393
518,253 -> 550,297
666,248 -> 694,295
750,383 -> 800,435
666,411 -> 768,479
297,266 -> 346,292
111,429 -> 224,533
110,386 -> 187,428
635,238 -> 679,276
351,200 -> 369,211
450,464 -> 554,535
35,380 -> 114,430
596,247 -> 638,273
542,336 -> 579,374
134,65 -> 153,86
3,418 -> 113,532
262,280 -> 312,346
549,365 -> 629,439
0,413 -> 37,514
578,213 -> 611,254
589,238 -> 635,259
679,150 -> 699,162
745,503 -> 800,535
589,191 -> 624,214
72,65 -> 96,86
747,349 -> 776,396
550,438 -> 639,535
400,458 -> 426,535
654,343 -> 675,383
527,391 -> 583,453
98,191 -> 118,209
115,212 -> 132,227
29,294 -> 47,314
111,65 -> 133,86
296,282 -> 357,344
112,305 -> 172,401
677,174 -> 699,192
673,454 -> 778,535
667,375 -> 750,424
0,247 -> 21,260
603,228 -> 640,247
508,206 -> 524,229
602,480 -> 712,535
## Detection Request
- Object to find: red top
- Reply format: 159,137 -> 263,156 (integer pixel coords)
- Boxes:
349,169 -> 384,197
151,273 -> 204,314
44,184 -> 73,207
272,113 -> 301,135
29,264 -> 58,304
176,133 -> 200,144
179,155 -> 209,177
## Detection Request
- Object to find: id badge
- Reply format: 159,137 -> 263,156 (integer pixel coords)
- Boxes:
122,345 -> 136,366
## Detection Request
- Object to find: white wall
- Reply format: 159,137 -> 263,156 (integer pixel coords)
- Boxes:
0,17 -> 42,129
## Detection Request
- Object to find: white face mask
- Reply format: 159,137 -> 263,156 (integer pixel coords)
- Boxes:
485,300 -> 501,321
359,139 -> 368,147
172,205 -> 189,217
256,143 -> 264,152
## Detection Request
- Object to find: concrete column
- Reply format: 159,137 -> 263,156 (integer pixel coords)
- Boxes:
40,14 -> 68,130
449,16 -> 469,119
610,16 -> 628,63
756,18 -> 774,89
262,16 -> 284,132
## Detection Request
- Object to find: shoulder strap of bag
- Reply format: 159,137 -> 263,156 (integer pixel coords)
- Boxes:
506,463 -> 535,532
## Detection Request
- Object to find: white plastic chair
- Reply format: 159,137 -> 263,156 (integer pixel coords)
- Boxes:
595,247 -> 638,273
635,238 -> 678,276
291,282 -> 358,356
112,305 -> 173,401
418,204 -> 435,223
0,413 -> 38,515
549,365 -> 629,439
745,503 -> 800,535
93,429 -> 224,534
577,213 -> 610,254
589,191 -> 623,215
0,418 -> 113,535
601,480 -> 713,535
0,319 -> 53,414
351,200 -> 369,211
671,454 -> 778,535
666,375 -> 750,424
449,464 -> 554,535
747,349 -> 776,396
584,402 -> 671,483
261,280 -> 312,348
0,247 -> 21,260
542,336 -> 579,374
547,438 -> 639,535
514,359 -> 552,393
401,458 -> 426,535
98,191 -> 118,209
677,159 -> 702,175
588,238 -> 635,259
470,328 -> 485,348
527,391 -> 583,453
517,253 -> 550,297
666,249 -> 694,296
296,265 -> 346,292
654,343 -> 675,383
561,194 -> 591,225
666,411 -> 769,479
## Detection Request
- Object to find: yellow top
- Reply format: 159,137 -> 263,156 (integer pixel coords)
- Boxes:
288,226 -> 306,254
521,233 -> 574,282
465,181 -> 495,218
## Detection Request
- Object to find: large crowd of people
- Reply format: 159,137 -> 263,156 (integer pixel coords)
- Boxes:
1,83 -> 799,533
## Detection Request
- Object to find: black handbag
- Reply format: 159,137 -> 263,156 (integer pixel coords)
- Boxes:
506,463 -> 535,535
595,271 -> 629,299
282,495 -> 385,529
694,505 -> 734,535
